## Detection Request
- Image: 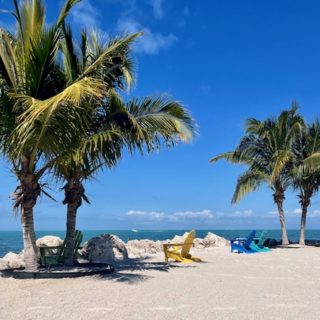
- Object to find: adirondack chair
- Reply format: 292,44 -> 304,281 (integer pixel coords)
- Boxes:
163,230 -> 202,263
39,230 -> 83,266
255,231 -> 270,248
251,230 -> 271,252
230,230 -> 258,254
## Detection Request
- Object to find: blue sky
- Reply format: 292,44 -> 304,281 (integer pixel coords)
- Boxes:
1,0 -> 320,230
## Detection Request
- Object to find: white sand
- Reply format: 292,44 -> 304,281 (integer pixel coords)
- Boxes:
1,246 -> 320,320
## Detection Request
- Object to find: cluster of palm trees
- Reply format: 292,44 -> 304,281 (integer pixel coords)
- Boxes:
0,0 -> 196,271
211,105 -> 320,246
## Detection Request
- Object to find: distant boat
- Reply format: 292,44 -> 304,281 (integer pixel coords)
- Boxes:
131,229 -> 139,233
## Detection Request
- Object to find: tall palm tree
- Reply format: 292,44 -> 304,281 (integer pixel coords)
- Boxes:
0,0 -> 140,271
210,106 -> 303,245
54,27 -> 195,265
292,121 -> 320,245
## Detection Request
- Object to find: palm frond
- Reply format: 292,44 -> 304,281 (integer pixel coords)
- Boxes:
232,170 -> 264,204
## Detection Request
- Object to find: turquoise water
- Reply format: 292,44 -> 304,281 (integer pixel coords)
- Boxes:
0,229 -> 319,257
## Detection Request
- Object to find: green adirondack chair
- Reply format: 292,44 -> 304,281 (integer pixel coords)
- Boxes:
39,230 -> 83,266
251,230 -> 271,252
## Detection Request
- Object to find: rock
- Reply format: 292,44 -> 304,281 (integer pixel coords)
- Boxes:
203,232 -> 229,247
265,238 -> 278,248
193,238 -> 205,249
79,234 -> 128,263
3,252 -> 25,269
126,239 -> 163,258
35,235 -> 64,256
0,258 -> 9,270
36,235 -> 63,248
170,235 -> 185,243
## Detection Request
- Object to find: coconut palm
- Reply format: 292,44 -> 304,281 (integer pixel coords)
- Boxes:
291,121 -> 320,245
0,0 -> 140,271
54,28 -> 195,265
210,106 -> 303,245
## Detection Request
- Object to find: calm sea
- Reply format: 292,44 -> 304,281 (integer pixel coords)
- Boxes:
0,229 -> 319,257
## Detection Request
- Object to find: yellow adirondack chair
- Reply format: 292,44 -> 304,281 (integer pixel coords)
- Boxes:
163,230 -> 202,263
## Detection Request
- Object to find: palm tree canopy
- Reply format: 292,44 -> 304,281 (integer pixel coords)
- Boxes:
210,105 -> 304,203
0,0 -> 143,176
291,121 -> 320,198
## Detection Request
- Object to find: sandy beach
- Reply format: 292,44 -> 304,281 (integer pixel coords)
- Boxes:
1,246 -> 320,320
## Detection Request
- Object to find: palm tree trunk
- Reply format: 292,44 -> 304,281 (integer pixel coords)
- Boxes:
21,204 -> 38,271
63,178 -> 84,266
273,186 -> 289,245
276,200 -> 289,245
299,196 -> 310,246
64,203 -> 78,266
16,172 -> 41,271
299,206 -> 307,245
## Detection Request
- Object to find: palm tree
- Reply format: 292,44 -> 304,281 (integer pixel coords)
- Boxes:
291,121 -> 320,245
53,27 -> 195,265
0,0 -> 140,271
210,106 -> 303,245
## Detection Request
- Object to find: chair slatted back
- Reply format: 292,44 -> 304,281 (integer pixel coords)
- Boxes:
181,230 -> 196,257
57,230 -> 83,262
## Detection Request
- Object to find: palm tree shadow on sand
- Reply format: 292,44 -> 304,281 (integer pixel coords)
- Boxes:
95,257 -> 199,284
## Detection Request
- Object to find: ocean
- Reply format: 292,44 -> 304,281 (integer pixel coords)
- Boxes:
0,229 -> 319,257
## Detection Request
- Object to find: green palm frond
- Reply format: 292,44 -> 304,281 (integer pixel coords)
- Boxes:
232,170 -> 264,204
210,152 -> 236,163
56,0 -> 81,28
126,96 -> 195,145
0,29 -> 19,88
10,77 -> 106,167
303,152 -> 320,172
271,150 -> 292,182
80,33 -> 141,80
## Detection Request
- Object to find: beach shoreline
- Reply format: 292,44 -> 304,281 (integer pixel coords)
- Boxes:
1,246 -> 320,320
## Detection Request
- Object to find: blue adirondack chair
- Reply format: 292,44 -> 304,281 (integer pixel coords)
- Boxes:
230,230 -> 258,254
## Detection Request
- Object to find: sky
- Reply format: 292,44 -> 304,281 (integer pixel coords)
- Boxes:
1,0 -> 320,230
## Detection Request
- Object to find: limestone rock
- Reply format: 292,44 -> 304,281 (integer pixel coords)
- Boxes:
203,232 -> 229,247
126,239 -> 163,258
193,238 -> 205,249
79,234 -> 128,263
170,235 -> 185,244
36,235 -> 63,248
3,252 -> 25,269
0,258 -> 9,270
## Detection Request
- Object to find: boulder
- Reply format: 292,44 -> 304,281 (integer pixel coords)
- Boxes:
126,239 -> 163,258
193,238 -> 205,249
203,232 -> 229,247
0,258 -> 9,270
35,235 -> 64,256
79,234 -> 128,263
170,235 -> 185,243
2,252 -> 25,269
36,235 -> 63,248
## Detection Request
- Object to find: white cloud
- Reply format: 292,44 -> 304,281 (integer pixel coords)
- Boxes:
116,18 -> 177,55
173,209 -> 214,219
229,209 -> 254,217
70,0 -> 101,29
148,0 -> 164,19
292,208 -> 302,215
126,210 -> 147,216
125,209 -> 214,221
310,210 -> 320,217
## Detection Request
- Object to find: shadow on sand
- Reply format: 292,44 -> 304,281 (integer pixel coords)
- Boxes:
96,257 -> 199,284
